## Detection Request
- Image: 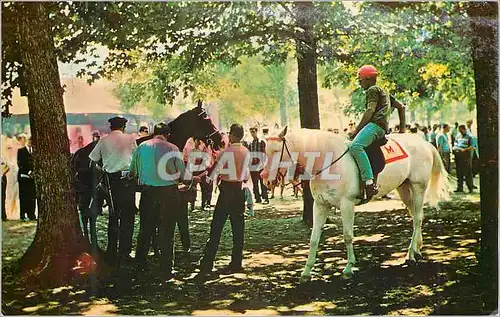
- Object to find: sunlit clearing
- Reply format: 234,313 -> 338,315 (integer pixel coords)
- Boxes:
292,301 -> 337,312
22,304 -> 45,313
354,233 -> 387,242
82,299 -> 118,316
51,285 -> 73,294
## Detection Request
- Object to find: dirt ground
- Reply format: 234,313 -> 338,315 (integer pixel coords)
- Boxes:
1,188 -> 490,315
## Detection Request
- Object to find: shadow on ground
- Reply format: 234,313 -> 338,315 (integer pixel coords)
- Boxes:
2,193 -> 490,315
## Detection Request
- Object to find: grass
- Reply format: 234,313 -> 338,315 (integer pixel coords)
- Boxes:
1,190 -> 491,315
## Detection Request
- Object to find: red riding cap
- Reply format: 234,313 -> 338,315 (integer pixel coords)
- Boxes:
357,65 -> 378,79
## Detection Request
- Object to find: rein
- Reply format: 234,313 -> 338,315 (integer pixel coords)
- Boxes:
271,137 -> 349,189
273,137 -> 296,186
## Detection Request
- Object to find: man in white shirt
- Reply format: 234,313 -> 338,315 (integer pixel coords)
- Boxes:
89,116 -> 137,267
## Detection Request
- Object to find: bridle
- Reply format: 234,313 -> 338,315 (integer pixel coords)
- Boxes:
196,108 -> 222,148
267,136 -> 349,189
267,136 -> 296,186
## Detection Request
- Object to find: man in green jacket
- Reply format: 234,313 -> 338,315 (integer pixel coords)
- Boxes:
349,65 -> 404,201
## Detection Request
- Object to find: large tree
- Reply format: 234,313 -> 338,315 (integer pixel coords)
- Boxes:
4,2 -> 88,285
467,2 -> 498,312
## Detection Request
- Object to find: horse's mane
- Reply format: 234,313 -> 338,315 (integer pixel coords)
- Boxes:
271,128 -> 348,154
166,108 -> 196,149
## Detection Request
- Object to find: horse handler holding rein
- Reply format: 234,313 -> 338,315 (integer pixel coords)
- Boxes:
196,123 -> 251,278
348,65 -> 405,201
129,122 -> 197,279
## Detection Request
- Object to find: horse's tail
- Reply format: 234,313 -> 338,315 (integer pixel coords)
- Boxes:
426,145 -> 451,209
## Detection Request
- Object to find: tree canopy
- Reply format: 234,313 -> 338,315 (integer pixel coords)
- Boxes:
2,2 -> 477,125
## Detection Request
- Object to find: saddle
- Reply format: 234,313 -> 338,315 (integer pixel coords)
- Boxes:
356,136 -> 388,205
365,136 -> 388,177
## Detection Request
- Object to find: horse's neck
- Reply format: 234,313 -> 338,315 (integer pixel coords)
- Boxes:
169,132 -> 190,150
288,130 -> 347,165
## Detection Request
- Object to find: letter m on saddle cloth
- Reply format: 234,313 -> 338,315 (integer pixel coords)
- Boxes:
365,137 -> 409,180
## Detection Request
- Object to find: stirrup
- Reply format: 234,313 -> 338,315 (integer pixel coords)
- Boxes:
365,183 -> 379,200
357,183 -> 379,205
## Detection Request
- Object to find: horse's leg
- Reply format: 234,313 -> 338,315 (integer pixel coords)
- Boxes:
340,198 -> 356,276
396,180 -> 413,217
300,201 -> 329,282
407,183 -> 426,262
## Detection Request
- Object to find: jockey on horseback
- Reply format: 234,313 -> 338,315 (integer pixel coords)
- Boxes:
348,65 -> 405,201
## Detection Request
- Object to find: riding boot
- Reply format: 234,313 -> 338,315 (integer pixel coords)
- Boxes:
365,183 -> 379,201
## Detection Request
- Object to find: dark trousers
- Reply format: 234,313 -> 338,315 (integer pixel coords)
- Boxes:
440,151 -> 451,173
19,177 -> 36,220
200,177 -> 213,208
250,170 -> 268,202
177,191 -> 191,250
200,181 -> 245,269
107,173 -> 136,260
454,151 -> 474,191
2,175 -> 7,220
150,200 -> 190,256
136,185 -> 180,271
76,192 -> 92,238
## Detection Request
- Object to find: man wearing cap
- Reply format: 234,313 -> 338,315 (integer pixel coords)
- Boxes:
130,122 -> 189,278
197,123 -> 250,277
89,116 -> 137,266
348,65 -> 405,201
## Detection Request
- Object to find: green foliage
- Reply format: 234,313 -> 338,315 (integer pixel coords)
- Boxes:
322,2 -> 476,115
344,87 -> 366,118
1,1 -> 477,123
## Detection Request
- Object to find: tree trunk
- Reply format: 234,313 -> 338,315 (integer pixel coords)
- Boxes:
294,2 -> 320,227
467,2 -> 498,312
17,2 -> 89,286
295,2 -> 320,130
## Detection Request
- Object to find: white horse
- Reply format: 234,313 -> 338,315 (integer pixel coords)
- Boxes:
262,127 -> 450,282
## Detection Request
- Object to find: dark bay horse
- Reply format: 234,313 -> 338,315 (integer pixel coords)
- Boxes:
136,99 -> 223,151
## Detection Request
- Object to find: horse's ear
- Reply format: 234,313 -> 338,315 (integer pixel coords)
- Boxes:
197,99 -> 203,108
278,126 -> 288,139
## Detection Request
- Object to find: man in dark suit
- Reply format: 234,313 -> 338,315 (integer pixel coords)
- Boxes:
71,130 -> 102,241
2,160 -> 9,221
17,136 -> 36,221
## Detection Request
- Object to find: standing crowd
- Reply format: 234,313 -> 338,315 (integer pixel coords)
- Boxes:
404,119 -> 479,193
68,116 -> 271,280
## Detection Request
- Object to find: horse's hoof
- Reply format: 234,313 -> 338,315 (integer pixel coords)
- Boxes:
342,272 -> 354,279
405,258 -> 418,266
342,267 -> 354,278
299,274 -> 311,283
414,252 -> 424,262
